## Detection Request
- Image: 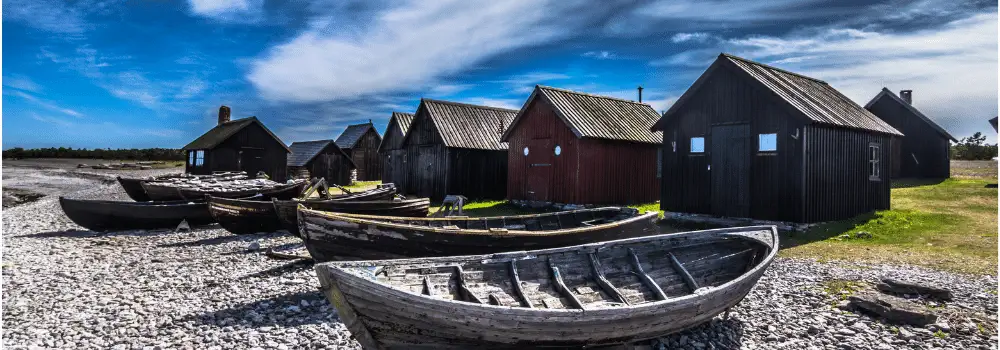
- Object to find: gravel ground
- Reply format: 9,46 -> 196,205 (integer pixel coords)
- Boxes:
2,168 -> 997,349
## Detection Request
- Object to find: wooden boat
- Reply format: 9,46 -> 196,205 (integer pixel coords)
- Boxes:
298,207 -> 660,261
59,197 -> 214,231
207,196 -> 285,235
142,180 -> 307,201
273,197 -> 430,235
315,225 -> 778,349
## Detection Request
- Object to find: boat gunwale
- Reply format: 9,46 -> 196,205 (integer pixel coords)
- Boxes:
317,225 -> 778,317
58,196 -> 206,208
299,206 -> 658,237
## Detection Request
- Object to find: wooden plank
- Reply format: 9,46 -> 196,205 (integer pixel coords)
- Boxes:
669,252 -> 699,292
588,253 -> 630,305
422,276 -> 432,296
548,260 -> 584,310
454,266 -> 484,304
628,248 -> 668,301
508,260 -> 533,308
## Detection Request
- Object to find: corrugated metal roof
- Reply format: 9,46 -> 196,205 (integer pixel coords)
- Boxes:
392,112 -> 414,135
183,117 -> 291,152
722,54 -> 902,136
287,140 -> 350,167
419,99 -> 518,150
502,85 -> 662,144
335,123 -> 376,149
863,88 -> 956,142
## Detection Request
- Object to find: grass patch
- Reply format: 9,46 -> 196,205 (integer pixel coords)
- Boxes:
428,200 -> 531,217
628,202 -> 663,218
822,279 -> 864,300
782,177 -> 998,275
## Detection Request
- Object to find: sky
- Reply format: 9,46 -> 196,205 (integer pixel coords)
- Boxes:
2,0 -> 998,149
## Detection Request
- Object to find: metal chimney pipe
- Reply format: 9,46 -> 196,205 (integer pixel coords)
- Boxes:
900,90 -> 912,104
637,86 -> 644,103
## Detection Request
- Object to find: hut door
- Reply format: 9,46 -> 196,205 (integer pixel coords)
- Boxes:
416,146 -> 436,198
710,124 -> 750,218
239,148 -> 264,177
526,138 -> 553,201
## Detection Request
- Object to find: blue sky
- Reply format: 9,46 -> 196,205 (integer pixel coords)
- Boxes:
3,0 -> 997,149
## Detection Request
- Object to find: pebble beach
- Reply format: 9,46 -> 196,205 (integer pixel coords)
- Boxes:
2,164 -> 997,349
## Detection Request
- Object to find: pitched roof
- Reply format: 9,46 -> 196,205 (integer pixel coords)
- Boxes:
502,85 -> 662,144
863,88 -> 957,142
183,117 -> 291,152
335,123 -> 379,149
377,111 -> 415,153
653,53 -> 902,136
403,99 -> 517,150
991,117 -> 998,132
287,140 -> 355,168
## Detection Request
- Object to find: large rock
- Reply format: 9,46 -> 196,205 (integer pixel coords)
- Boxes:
876,278 -> 953,301
847,291 -> 937,326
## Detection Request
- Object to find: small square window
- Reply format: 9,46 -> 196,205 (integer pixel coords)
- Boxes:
758,133 -> 777,152
195,150 -> 205,166
690,137 -> 705,153
188,151 -> 195,166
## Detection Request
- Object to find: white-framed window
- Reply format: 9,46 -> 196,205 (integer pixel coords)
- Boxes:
869,143 -> 880,181
690,137 -> 705,154
188,151 -> 195,166
758,133 -> 777,152
195,150 -> 205,166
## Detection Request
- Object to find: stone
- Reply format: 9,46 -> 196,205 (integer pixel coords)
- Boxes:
853,231 -> 873,239
876,278 -> 953,301
847,292 -> 937,326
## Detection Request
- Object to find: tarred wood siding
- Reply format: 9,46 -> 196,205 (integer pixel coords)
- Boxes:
380,121 -> 409,187
350,129 -> 383,181
187,122 -> 288,181
506,98 -> 660,205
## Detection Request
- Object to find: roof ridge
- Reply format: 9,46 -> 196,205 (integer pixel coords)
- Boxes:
721,53 -> 827,84
537,85 -> 651,106
291,139 -> 334,144
421,98 -> 519,113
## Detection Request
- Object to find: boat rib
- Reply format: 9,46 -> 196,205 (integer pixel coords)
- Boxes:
548,260 -> 584,310
454,266 -> 484,304
588,252 -> 630,305
669,252 -> 699,292
508,260 -> 532,308
629,248 -> 667,301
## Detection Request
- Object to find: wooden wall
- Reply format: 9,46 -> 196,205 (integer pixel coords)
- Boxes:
866,97 -> 951,178
803,126 -> 892,222
350,129 -> 383,181
306,143 -> 354,185
187,123 -> 288,181
401,114 -> 447,199
448,148 -> 508,200
659,61 -> 807,222
380,120 -> 409,188
505,98 -> 658,204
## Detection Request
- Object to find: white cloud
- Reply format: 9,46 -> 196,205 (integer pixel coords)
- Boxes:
455,98 -> 524,111
247,0 -> 604,102
671,32 -> 711,43
2,0 -> 89,34
9,91 -> 84,118
3,75 -> 43,92
582,51 -> 617,59
175,78 -> 208,99
188,0 -> 261,20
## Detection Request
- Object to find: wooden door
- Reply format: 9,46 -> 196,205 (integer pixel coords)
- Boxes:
239,148 -> 265,177
525,138 -> 553,201
416,146 -> 436,198
710,124 -> 750,218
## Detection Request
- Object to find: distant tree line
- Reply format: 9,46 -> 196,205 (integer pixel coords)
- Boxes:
2,147 -> 185,161
950,132 -> 998,160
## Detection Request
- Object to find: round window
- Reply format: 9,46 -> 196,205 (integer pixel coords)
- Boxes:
554,145 -> 562,156
523,147 -> 529,156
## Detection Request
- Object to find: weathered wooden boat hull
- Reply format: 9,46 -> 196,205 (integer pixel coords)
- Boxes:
116,176 -> 154,202
298,207 -> 660,261
273,198 -> 430,235
207,196 -> 285,235
315,226 -> 778,349
59,197 -> 213,231
142,180 -> 307,201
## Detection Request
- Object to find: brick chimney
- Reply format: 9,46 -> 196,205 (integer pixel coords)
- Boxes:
900,90 -> 912,105
218,105 -> 231,125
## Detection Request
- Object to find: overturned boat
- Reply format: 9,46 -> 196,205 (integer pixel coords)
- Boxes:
59,197 -> 214,231
142,179 -> 307,201
207,196 -> 285,235
117,172 -> 247,202
297,207 -> 660,261
315,225 -> 778,349
273,197 -> 430,235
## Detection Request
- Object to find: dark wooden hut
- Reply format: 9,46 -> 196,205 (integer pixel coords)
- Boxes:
864,88 -> 956,179
335,122 -> 382,182
501,85 -> 662,205
399,99 -> 516,200
990,117 -> 997,132
287,140 -> 356,185
182,106 -> 290,181
378,112 -> 414,188
650,53 -> 903,223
